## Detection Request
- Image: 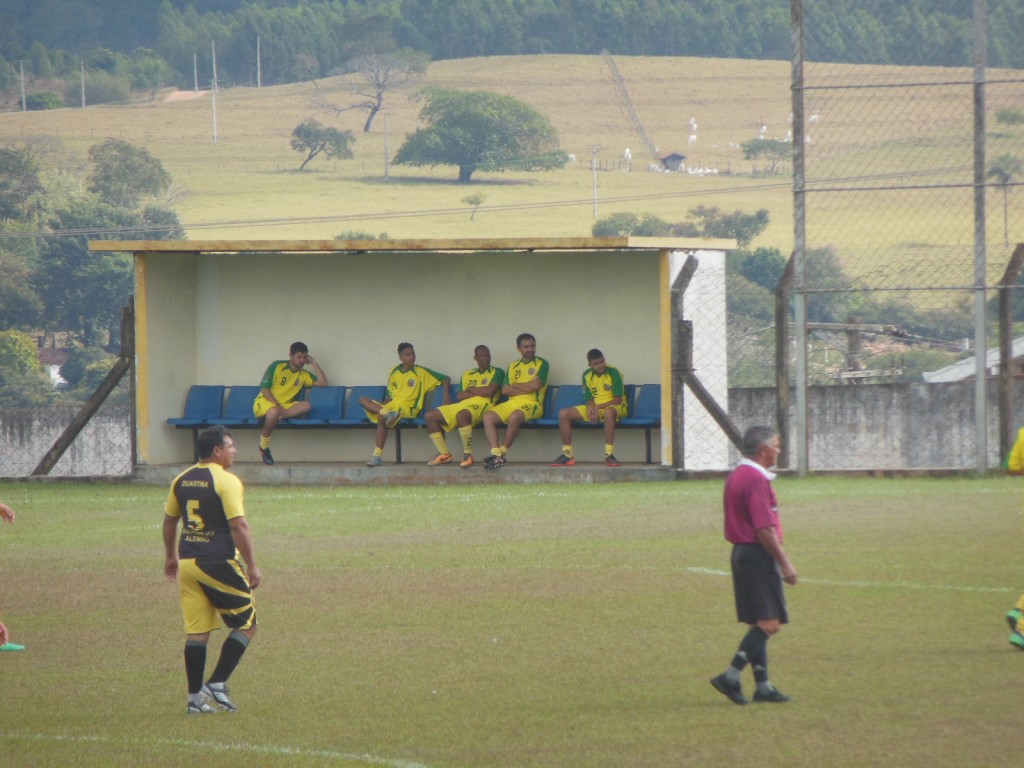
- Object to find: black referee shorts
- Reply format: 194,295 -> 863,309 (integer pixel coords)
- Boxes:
730,543 -> 788,625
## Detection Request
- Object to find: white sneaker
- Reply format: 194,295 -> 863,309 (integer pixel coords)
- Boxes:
383,409 -> 402,427
366,455 -> 382,467
202,682 -> 239,713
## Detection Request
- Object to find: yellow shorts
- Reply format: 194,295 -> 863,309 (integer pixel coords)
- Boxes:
253,395 -> 295,418
434,397 -> 492,431
488,396 -> 542,424
365,401 -> 416,427
569,401 -> 628,422
178,557 -> 257,635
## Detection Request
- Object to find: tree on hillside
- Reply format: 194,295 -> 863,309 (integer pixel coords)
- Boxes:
987,153 -> 1022,246
0,144 -> 46,223
317,49 -> 428,133
393,87 -> 567,183
741,138 -> 791,175
290,119 -> 355,170
591,206 -> 770,247
87,138 -> 171,209
0,329 -> 53,407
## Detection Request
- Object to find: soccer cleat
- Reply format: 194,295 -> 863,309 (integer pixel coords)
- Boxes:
710,674 -> 748,705
202,683 -> 239,713
187,699 -> 217,714
459,454 -> 474,468
383,409 -> 402,428
258,447 -> 274,466
1006,608 -> 1022,632
366,455 -> 382,467
1010,630 -> 1024,650
549,454 -> 576,467
483,454 -> 506,470
753,687 -> 791,703
605,454 -> 620,467
428,453 -> 454,466
0,642 -> 25,651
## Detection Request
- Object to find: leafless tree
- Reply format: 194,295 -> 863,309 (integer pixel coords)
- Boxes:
316,50 -> 428,133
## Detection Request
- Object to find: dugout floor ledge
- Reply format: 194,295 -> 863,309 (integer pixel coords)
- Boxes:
131,461 -> 688,486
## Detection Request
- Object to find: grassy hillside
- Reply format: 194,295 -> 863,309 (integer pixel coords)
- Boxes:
1,54 -> 1018,279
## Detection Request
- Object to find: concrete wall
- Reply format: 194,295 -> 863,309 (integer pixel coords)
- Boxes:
728,379 -> 1011,470
1,379 -> 1016,478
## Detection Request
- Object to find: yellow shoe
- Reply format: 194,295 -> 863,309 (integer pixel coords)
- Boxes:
459,454 -> 474,468
427,453 -> 453,466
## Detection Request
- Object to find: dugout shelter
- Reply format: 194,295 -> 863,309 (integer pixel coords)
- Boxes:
91,237 -> 733,474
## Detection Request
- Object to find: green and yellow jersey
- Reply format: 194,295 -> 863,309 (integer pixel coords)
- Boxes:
257,360 -> 316,406
583,365 -> 625,406
386,364 -> 447,415
461,366 -> 506,405
165,462 -> 245,561
507,356 -> 549,405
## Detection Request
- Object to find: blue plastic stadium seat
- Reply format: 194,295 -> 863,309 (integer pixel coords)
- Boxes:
283,385 -> 347,426
532,385 -> 584,426
208,385 -> 262,426
619,384 -> 660,427
329,385 -> 387,426
166,385 -> 225,427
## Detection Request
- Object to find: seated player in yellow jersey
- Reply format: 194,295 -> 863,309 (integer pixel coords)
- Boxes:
549,348 -> 627,468
360,342 -> 450,467
424,345 -> 506,468
482,333 -> 549,469
252,341 -> 327,465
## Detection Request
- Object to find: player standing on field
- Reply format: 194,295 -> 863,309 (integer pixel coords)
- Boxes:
711,425 -> 797,705
1003,426 -> 1024,649
0,501 -> 25,651
163,425 -> 261,714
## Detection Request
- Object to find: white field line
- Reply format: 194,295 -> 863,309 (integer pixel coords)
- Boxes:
685,566 -> 1012,593
0,732 -> 430,768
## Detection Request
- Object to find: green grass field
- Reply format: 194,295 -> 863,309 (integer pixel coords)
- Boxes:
1,476 -> 1020,767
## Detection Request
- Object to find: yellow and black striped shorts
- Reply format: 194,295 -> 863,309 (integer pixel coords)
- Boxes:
178,557 -> 257,635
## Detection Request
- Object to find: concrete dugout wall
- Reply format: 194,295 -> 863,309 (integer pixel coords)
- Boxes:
92,238 -> 731,468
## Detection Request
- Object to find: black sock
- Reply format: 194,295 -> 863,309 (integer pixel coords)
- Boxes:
207,630 -> 250,685
738,626 -> 768,668
184,640 -> 207,695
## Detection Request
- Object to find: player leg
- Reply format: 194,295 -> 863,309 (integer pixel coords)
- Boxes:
551,405 -> 585,466
602,405 -> 621,466
425,407 -> 454,465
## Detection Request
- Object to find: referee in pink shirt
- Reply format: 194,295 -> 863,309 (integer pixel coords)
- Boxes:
711,425 -> 797,705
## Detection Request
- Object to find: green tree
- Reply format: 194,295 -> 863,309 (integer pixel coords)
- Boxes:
0,329 -> 53,407
741,138 -> 791,175
996,108 -> 1024,127
290,118 -> 355,171
0,144 -> 46,222
987,153 -> 1023,246
87,138 -> 171,209
393,87 -> 566,183
0,253 -> 45,330
671,206 -> 771,247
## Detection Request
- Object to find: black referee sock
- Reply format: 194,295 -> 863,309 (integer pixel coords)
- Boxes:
208,630 -> 250,685
184,640 -> 208,695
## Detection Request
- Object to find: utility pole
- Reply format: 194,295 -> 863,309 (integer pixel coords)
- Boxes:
19,60 -> 25,111
211,41 -> 219,144
256,35 -> 262,88
590,145 -> 601,218
80,61 -> 85,108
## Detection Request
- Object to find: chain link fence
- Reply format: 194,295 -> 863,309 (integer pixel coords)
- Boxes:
0,403 -> 131,478
717,1 -> 1024,471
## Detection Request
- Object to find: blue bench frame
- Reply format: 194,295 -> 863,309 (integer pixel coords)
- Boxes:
168,382 -> 661,464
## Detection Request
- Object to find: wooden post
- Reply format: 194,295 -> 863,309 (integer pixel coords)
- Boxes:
32,303 -> 135,476
774,254 -> 795,468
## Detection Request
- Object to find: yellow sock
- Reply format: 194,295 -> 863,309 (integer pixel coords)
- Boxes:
498,445 -> 508,456
458,425 -> 473,454
605,444 -> 615,456
373,447 -> 384,458
430,432 -> 449,455
562,445 -> 574,459
490,447 -> 502,457
260,436 -> 270,450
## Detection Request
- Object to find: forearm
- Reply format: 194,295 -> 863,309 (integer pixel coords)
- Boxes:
756,526 -> 796,579
162,516 -> 179,559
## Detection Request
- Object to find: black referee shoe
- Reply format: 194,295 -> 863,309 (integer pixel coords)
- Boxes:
710,674 -> 748,705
